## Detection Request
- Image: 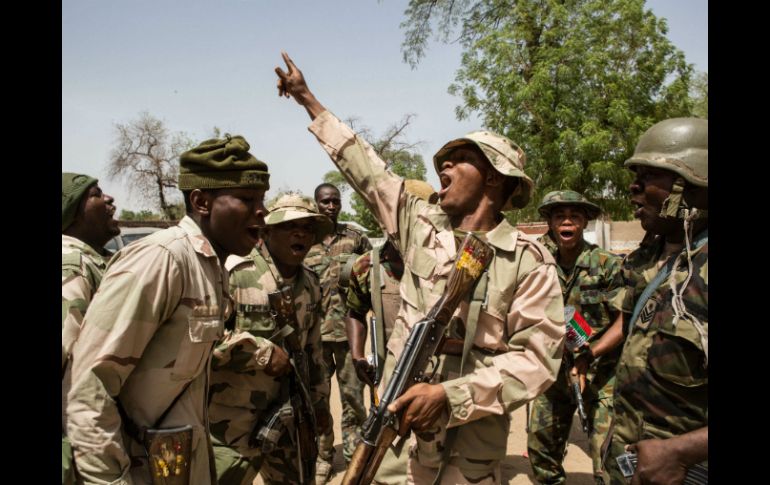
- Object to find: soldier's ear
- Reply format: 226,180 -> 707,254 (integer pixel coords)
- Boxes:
189,189 -> 213,216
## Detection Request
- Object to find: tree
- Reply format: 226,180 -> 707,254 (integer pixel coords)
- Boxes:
108,112 -> 193,220
323,114 -> 427,236
690,71 -> 707,119
398,0 -> 694,221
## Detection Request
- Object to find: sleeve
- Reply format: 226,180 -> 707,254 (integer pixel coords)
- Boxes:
211,330 -> 274,373
441,258 -> 565,427
65,246 -> 183,485
308,111 -> 425,254
62,269 -> 93,370
608,255 -> 637,314
601,253 -> 624,310
345,254 -> 373,318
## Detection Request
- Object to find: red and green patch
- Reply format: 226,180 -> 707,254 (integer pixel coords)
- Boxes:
564,305 -> 592,351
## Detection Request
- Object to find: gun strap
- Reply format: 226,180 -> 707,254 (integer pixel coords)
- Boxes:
370,246 -> 387,369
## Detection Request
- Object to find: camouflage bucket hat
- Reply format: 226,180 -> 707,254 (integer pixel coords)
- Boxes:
625,118 -> 707,187
264,193 -> 333,241
404,179 -> 439,204
62,172 -> 98,231
433,130 -> 534,209
537,190 -> 602,220
178,134 -> 270,190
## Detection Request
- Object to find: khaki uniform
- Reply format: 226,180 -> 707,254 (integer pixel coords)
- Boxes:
527,234 -> 623,484
66,216 -> 230,485
309,111 -> 565,483
209,243 -> 329,484
603,232 -> 708,484
305,222 -> 371,465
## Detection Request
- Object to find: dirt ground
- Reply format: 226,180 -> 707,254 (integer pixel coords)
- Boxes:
256,376 -> 594,484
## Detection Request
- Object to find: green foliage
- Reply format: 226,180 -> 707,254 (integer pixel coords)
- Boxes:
690,71 -> 707,119
322,114 -> 427,235
399,0 -> 695,221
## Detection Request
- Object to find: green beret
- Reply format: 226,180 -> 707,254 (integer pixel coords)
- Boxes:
62,172 -> 98,231
178,134 -> 270,191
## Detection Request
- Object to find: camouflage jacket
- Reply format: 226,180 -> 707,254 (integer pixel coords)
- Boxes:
346,247 -> 403,342
209,243 -> 329,456
62,235 -> 110,370
309,111 -> 564,464
304,222 -> 371,341
611,230 -> 708,448
538,233 -> 623,396
66,216 -> 229,485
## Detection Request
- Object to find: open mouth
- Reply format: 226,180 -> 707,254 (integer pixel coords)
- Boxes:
438,173 -> 452,198
631,200 -> 644,218
290,243 -> 306,252
559,230 -> 575,239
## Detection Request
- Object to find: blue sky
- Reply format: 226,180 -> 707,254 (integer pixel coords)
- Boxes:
62,0 -> 707,213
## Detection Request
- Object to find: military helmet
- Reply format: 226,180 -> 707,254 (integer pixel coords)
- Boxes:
625,118 -> 707,187
537,190 -> 602,220
264,192 -> 333,241
433,131 -> 534,210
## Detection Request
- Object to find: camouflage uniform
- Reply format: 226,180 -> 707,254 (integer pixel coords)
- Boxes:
304,222 -> 371,467
308,111 -> 565,484
62,235 -> 110,369
209,242 -> 329,485
62,235 -> 111,485
346,245 -> 403,343
602,232 -> 708,483
527,233 -> 622,485
66,216 -> 230,484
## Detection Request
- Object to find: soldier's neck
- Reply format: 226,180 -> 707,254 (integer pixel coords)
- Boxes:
450,208 -> 500,232
274,259 -> 300,279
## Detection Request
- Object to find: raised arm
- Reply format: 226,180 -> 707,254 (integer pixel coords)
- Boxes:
275,51 -> 326,120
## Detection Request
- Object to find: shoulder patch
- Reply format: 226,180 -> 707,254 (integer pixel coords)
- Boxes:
61,251 -> 83,273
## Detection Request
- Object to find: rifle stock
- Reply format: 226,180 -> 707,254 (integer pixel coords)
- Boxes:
341,234 -> 494,485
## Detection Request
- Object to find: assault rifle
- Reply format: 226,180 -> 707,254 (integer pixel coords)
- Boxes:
342,233 -> 494,485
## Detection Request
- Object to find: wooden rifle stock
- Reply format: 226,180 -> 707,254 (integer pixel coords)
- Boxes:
341,234 -> 494,485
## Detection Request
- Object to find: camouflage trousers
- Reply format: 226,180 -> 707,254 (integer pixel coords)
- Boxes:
212,434 -> 303,485
527,364 -> 613,485
318,340 -> 366,464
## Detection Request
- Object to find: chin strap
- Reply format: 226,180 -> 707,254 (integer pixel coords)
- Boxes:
659,177 -> 708,221
668,207 -> 708,366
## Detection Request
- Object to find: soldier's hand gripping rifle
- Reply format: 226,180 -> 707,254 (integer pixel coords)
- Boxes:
342,234 -> 495,485
564,352 -> 589,435
260,286 -> 318,484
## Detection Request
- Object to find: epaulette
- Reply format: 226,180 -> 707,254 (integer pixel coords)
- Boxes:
516,232 -> 548,264
302,264 -> 320,282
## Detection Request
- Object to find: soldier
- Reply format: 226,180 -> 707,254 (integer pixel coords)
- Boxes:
602,118 -> 708,484
61,173 -> 121,485
304,182 -> 372,481
66,134 -> 269,484
208,193 -> 334,484
344,179 -> 436,485
275,52 -> 564,484
526,190 -> 623,485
